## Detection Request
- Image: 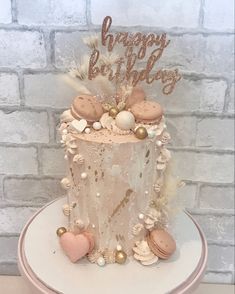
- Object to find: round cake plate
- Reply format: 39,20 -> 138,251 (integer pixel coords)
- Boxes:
18,197 -> 207,294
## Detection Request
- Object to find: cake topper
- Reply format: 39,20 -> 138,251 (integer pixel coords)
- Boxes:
64,16 -> 181,104
88,16 -> 181,94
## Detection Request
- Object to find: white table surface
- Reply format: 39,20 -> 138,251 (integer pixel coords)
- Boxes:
0,276 -> 234,294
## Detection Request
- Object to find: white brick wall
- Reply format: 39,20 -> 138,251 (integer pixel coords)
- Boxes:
24,73 -> 77,108
4,177 -> 65,205
0,146 -> 38,174
0,0 -> 234,284
17,0 -> 87,26
193,214 -> 234,242
196,118 -> 234,149
228,83 -> 234,113
90,0 -> 200,28
199,185 -> 234,210
0,110 -> 49,143
204,0 -> 234,30
167,117 -> 197,146
0,73 -> 20,105
172,152 -> 234,183
41,147 -> 65,176
0,207 -> 37,234
0,30 -> 46,68
153,78 -> 227,112
0,0 -> 12,24
54,31 -> 88,68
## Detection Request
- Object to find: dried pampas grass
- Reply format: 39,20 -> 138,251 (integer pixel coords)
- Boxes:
61,75 -> 91,95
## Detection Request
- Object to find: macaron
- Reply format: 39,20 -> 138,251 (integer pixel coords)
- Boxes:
130,100 -> 163,124
125,86 -> 146,109
147,229 -> 176,260
71,95 -> 104,123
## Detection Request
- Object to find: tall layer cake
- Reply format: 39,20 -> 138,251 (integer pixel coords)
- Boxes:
56,16 -> 181,267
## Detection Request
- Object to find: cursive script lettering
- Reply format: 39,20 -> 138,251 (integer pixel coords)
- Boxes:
88,16 -> 181,95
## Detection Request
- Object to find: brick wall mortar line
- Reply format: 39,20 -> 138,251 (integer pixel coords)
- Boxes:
86,0 -> 92,29
199,182 -> 235,188
168,147 -> 235,155
188,208 -> 235,216
4,175 -> 63,180
0,105 -> 234,119
198,0 -> 205,28
207,241 -> 235,247
0,68 -> 233,83
1,199 -> 52,207
87,24 -> 235,36
41,29 -> 54,70
0,233 -> 19,237
195,182 -> 201,208
181,72 -> 231,82
17,69 -> 25,106
47,111 -> 56,144
0,261 -> 20,266
10,0 -> 18,23
49,31 -> 56,68
0,202 -> 46,209
36,146 -> 43,176
223,81 -> 234,112
166,112 -> 234,118
0,175 -> 4,200
206,270 -> 234,274
0,23 -> 234,35
0,199 -> 44,207
0,24 -> 89,32
0,142 -> 62,149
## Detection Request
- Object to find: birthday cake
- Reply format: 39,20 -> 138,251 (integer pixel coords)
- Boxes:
56,16 -> 182,267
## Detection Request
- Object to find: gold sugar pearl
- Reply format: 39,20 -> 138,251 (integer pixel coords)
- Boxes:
56,227 -> 67,237
135,127 -> 148,139
109,107 -> 119,118
115,250 -> 127,264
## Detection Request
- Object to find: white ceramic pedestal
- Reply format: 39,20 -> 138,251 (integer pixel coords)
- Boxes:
18,197 -> 207,294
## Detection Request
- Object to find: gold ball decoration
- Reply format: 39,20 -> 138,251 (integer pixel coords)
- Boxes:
135,126 -> 148,139
115,250 -> 127,264
109,107 -> 119,118
56,227 -> 67,237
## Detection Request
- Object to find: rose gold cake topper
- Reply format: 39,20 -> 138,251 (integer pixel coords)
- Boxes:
88,16 -> 181,95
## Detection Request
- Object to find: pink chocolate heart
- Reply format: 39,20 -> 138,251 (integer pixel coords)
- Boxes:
60,232 -> 90,263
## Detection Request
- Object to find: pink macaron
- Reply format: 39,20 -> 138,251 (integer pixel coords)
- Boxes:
147,229 -> 176,259
130,100 -> 163,124
71,95 -> 104,123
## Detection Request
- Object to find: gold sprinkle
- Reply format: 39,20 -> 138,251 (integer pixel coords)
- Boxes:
145,150 -> 150,158
110,189 -> 133,220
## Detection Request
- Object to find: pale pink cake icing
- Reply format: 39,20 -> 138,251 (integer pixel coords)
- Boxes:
59,107 -> 172,262
64,133 -> 159,254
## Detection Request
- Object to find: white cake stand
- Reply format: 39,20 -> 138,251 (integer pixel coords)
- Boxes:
18,197 -> 207,294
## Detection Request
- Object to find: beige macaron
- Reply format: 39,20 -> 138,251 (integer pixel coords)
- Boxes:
130,100 -> 163,124
71,95 -> 103,123
147,229 -> 176,259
